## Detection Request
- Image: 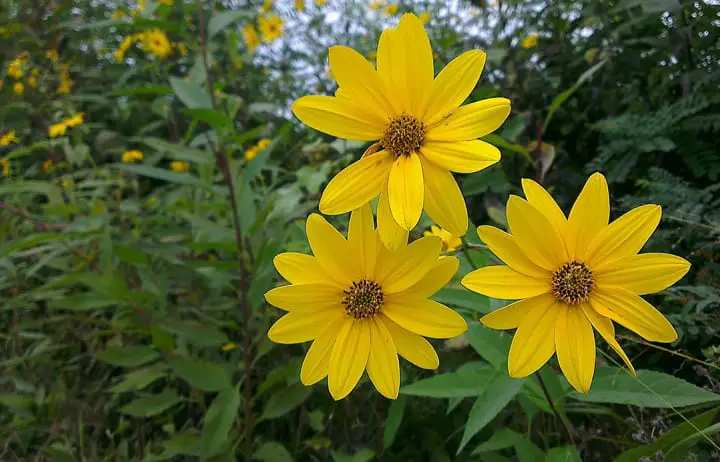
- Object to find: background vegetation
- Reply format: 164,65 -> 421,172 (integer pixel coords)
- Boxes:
1,0 -> 718,460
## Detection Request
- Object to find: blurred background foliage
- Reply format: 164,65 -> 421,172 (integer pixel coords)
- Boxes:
0,0 -> 719,460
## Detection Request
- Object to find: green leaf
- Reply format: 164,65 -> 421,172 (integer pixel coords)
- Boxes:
432,288 -> 490,314
201,387 -> 240,456
169,77 -> 212,109
208,10 -> 252,39
260,383 -> 312,420
384,395 -> 407,450
0,181 -> 64,206
667,421 -> 720,461
571,368 -> 720,408
49,294 -> 121,311
183,108 -> 233,131
472,429 -> 544,462
458,374 -> 526,453
545,446 -> 581,462
253,442 -> 293,462
119,389 -> 183,417
167,355 -> 231,392
160,320 -> 229,347
543,60 -> 606,132
401,364 -> 496,398
95,345 -> 159,368
115,164 -> 212,190
465,322 -> 512,369
110,363 -> 168,393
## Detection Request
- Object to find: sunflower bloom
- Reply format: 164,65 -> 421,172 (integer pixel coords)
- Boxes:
265,205 -> 467,400
461,173 -> 689,393
521,34 -> 539,49
258,15 -> 284,42
242,23 -> 261,53
292,14 -> 510,251
122,150 -> 144,163
424,225 -> 461,253
0,130 -> 19,147
170,161 -> 190,173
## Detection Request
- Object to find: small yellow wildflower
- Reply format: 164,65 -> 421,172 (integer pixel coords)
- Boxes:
242,23 -> 261,53
170,161 -> 190,173
258,15 -> 284,42
8,59 -> 23,79
244,146 -> 259,161
57,77 -> 73,95
419,12 -> 430,23
262,0 -> 273,13
42,159 -> 53,172
221,343 -> 238,352
257,138 -> 272,150
121,150 -> 144,163
49,122 -> 68,138
65,113 -> 84,128
46,49 -> 59,62
383,3 -> 398,15
521,34 -> 539,49
369,0 -> 382,10
13,82 -> 24,95
424,226 -> 462,253
1,159 -> 9,176
316,0 -> 326,5
141,29 -> 172,59
0,130 -> 19,146
296,0 -> 305,11
111,10 -> 126,20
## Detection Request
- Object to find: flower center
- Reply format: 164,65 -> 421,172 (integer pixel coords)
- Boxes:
551,261 -> 594,305
381,114 -> 425,157
342,279 -> 384,319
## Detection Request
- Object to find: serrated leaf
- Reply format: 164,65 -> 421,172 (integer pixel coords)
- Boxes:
119,389 -> 183,417
201,387 -> 240,456
95,345 -> 159,367
260,384 -> 312,420
167,355 -> 231,391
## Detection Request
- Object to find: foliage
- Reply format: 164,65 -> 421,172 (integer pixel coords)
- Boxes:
0,0 -> 718,461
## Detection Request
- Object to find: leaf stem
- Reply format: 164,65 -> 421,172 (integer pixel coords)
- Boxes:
461,236 -> 480,270
535,371 -> 575,446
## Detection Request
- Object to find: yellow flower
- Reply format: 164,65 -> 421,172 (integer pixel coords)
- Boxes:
57,77 -> 73,94
259,15 -> 284,42
292,14 -> 509,251
369,0 -> 382,10
257,138 -> 272,150
461,173 -> 689,393
64,113 -> 84,128
46,49 -> 59,62
244,146 -> 259,161
296,0 -> 305,11
122,150 -> 144,163
221,343 -> 237,352
0,130 -> 19,146
521,34 -> 539,49
111,10 -> 126,20
170,161 -> 190,173
28,75 -> 38,88
1,158 -> 9,176
176,42 -> 188,56
8,59 -> 23,79
265,205 -> 467,400
383,3 -> 399,15
316,0 -> 326,5
13,82 -> 24,95
262,0 -> 273,13
49,122 -> 68,138
419,11 -> 430,23
42,159 -> 53,171
424,226 -> 462,253
141,29 -> 172,59
242,23 -> 261,53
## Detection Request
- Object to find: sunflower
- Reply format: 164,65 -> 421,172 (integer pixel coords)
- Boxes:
461,173 -> 689,393
292,14 -> 510,251
258,15 -> 284,43
265,205 -> 468,400
424,225 -> 462,253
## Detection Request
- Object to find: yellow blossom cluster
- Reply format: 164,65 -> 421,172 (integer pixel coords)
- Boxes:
522,34 -> 539,49
113,30 -> 184,62
244,138 -> 272,161
48,113 -> 84,138
170,161 -> 190,173
242,23 -> 261,54
0,130 -> 19,147
122,150 -> 144,164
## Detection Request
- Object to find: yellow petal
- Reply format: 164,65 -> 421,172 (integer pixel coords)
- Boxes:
462,266 -> 550,300
366,317 -> 400,399
566,172 -> 609,260
274,253 -> 335,286
376,236 -> 442,293
425,98 -> 511,142
555,305 -> 596,393
421,140 -> 500,173
507,299 -> 561,377
506,196 -> 568,271
591,287 -> 677,343
595,253 -> 690,295
268,310 -> 344,344
319,150 -> 394,215
377,182 -> 409,251
292,95 -> 385,141
383,294 -> 467,338
580,303 -> 636,376
520,178 -> 567,238
404,256 -> 459,298
265,283 -> 341,311
420,155 -> 468,236
423,50 -> 486,127
381,314 -> 439,369
306,214 -> 355,286
328,319 -> 371,400
328,46 -> 395,119
388,152 -> 424,231
375,29 -> 403,114
481,293 -> 556,330
476,226 -> 549,279
348,203 -> 378,278
300,316 -> 346,385
586,204 -> 662,270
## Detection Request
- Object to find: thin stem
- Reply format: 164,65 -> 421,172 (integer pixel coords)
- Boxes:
460,236 -> 480,269
535,372 -> 575,446
195,1 -> 254,460
376,395 -> 384,456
